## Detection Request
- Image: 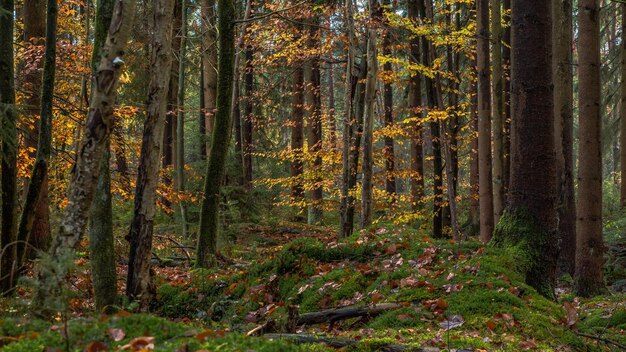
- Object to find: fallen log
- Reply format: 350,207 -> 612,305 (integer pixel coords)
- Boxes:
296,303 -> 403,325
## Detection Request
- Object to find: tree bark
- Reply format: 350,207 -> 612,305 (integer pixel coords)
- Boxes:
382,1 -> 396,199
176,0 -> 189,238
503,0 -> 511,193
491,0 -> 504,223
0,0 -> 18,295
494,0 -> 558,298
243,46 -> 254,190
477,0 -> 494,242
359,0 -> 379,230
622,3 -> 626,207
290,39 -> 305,217
15,0 -> 57,282
307,18 -> 323,225
126,0 -> 175,307
407,0 -> 424,213
201,0 -> 217,145
468,58 -> 480,230
196,0 -> 235,268
34,0 -> 137,309
575,0 -> 605,297
553,0 -> 576,276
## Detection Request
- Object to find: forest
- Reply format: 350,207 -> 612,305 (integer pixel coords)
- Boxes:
0,0 -> 625,350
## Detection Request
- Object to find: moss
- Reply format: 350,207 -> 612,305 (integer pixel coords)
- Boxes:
493,208 -> 557,298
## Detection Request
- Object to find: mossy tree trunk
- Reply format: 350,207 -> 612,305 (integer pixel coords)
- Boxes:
87,0 -> 117,314
196,0 -> 235,268
126,0 -> 175,307
553,0 -> 576,276
575,0 -> 605,297
15,0 -> 57,284
34,0 -> 137,310
494,0 -> 558,298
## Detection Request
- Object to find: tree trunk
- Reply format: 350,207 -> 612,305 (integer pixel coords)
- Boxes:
491,0 -> 504,223
34,0 -> 137,309
359,0 -> 379,230
201,0 -> 217,146
622,3 -> 626,207
196,0 -> 235,268
553,0 -> 576,276
87,0 -> 117,313
407,0 -> 424,212
15,0 -> 57,282
243,46 -> 254,190
290,41 -> 305,218
469,58 -> 480,230
199,62 -> 207,159
0,0 -> 18,295
503,0 -> 511,193
477,0 -> 494,242
328,63 -> 337,149
176,0 -> 189,238
575,0 -> 605,297
21,0 -> 50,257
382,3 -> 396,199
494,0 -> 558,298
126,0 -> 175,307
307,19 -> 324,225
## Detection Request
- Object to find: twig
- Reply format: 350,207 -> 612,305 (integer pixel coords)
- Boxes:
575,331 -> 626,350
154,235 -> 192,262
233,1 -> 307,24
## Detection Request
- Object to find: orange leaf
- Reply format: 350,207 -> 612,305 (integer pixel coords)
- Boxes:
486,320 -> 496,331
84,341 -> 108,352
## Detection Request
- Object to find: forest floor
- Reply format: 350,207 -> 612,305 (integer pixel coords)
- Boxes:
1,222 -> 625,351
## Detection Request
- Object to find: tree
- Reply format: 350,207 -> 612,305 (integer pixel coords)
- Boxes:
622,2 -> 626,208
126,0 -> 175,306
15,0 -> 57,287
407,0 -> 424,212
0,0 -> 18,295
307,16 -> 324,225
575,0 -> 605,296
177,0 -> 189,238
201,0 -> 218,146
553,0 -> 576,276
476,0 -> 494,242
382,0 -> 396,199
494,0 -> 558,297
491,0 -> 504,223
242,45 -> 254,190
34,0 -> 137,308
290,28 -> 305,219
196,0 -> 235,268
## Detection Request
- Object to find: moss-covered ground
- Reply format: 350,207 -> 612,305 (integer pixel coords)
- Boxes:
1,223 -> 624,351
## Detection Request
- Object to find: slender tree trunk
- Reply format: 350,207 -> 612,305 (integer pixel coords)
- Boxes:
553,0 -> 576,276
243,46 -> 254,190
0,0 -> 18,295
469,59 -> 480,230
491,0 -> 504,223
15,0 -> 57,283
201,0 -> 217,144
87,0 -> 117,313
503,0 -> 511,193
126,0 -> 175,307
477,0 -> 494,242
621,3 -> 626,207
199,62 -> 207,159
382,1 -> 396,199
408,0 -> 424,212
196,0 -> 235,268
575,0 -> 605,297
290,44 -> 305,218
307,19 -> 323,225
177,0 -> 189,238
21,0 -> 50,256
35,0 -> 137,309
328,63 -> 337,149
360,0 -> 379,229
495,0 -> 558,297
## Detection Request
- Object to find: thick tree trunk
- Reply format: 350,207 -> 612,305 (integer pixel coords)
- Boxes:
553,0 -> 576,276
575,0 -> 605,297
201,0 -> 217,143
21,0 -> 50,257
307,19 -> 323,225
126,0 -> 175,306
494,0 -> 558,298
359,1 -> 378,230
407,0 -> 424,212
35,0 -> 137,309
477,0 -> 494,242
382,4 -> 396,199
196,0 -> 235,268
491,0 -> 504,223
176,0 -> 189,238
15,0 -> 57,281
0,0 -> 18,295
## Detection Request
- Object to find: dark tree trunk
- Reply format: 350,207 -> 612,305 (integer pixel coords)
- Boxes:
553,0 -> 576,276
199,62 -> 207,159
307,19 -> 323,225
176,0 -> 189,238
0,0 -> 18,295
290,48 -> 305,216
575,0 -> 605,297
382,6 -> 396,200
196,0 -> 235,268
491,0 -> 504,223
468,58 -> 480,230
477,0 -> 494,242
494,0 -> 558,298
126,0 -> 175,307
243,46 -> 254,190
407,0 -> 424,212
503,0 -> 511,193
